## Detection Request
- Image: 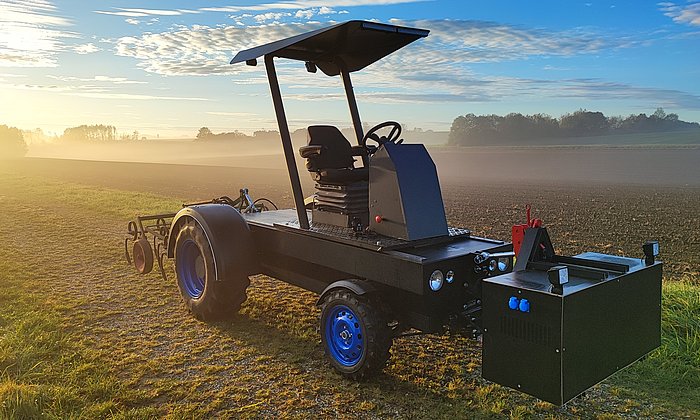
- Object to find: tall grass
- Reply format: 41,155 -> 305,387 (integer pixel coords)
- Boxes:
612,278 -> 700,413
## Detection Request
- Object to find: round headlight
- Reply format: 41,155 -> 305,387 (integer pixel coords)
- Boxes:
446,270 -> 455,283
498,257 -> 509,272
488,259 -> 497,272
429,270 -> 444,291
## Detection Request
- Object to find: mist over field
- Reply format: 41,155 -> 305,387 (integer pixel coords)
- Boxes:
23,132 -> 700,188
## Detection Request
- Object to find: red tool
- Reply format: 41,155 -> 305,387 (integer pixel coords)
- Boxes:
512,204 -> 543,257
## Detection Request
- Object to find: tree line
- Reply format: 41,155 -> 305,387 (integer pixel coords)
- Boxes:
448,108 -> 700,146
196,127 -> 311,143
0,124 -> 27,158
61,124 -> 147,142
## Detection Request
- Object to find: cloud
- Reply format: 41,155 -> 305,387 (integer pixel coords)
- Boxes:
284,92 -> 474,103
113,22 -> 325,75
200,0 -> 426,13
2,81 -> 207,101
94,8 -> 198,17
390,19 -> 635,62
206,111 -> 259,117
292,6 -> 346,20
71,92 -> 208,101
109,19 -> 700,109
73,43 -> 100,54
295,10 -> 315,19
658,2 -> 700,26
95,1 -> 408,18
549,79 -> 700,109
113,19 -> 637,76
47,75 -> 147,84
0,0 -> 77,67
254,12 -> 292,23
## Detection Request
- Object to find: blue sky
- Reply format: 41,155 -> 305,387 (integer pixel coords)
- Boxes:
1,0 -> 699,138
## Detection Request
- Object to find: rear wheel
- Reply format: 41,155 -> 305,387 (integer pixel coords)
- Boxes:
174,219 -> 249,321
320,289 -> 392,380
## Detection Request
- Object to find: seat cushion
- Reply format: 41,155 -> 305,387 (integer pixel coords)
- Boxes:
305,125 -> 355,171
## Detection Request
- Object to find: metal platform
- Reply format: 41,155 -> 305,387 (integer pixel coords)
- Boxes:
244,209 -> 470,252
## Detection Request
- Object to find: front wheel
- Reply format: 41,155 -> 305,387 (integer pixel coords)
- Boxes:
174,218 -> 249,321
320,289 -> 392,380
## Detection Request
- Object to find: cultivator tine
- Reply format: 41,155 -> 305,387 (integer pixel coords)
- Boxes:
124,237 -> 132,265
155,242 -> 169,282
125,220 -> 139,265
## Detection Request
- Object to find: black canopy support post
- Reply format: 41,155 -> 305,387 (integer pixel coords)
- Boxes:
339,62 -> 367,166
264,54 -> 310,229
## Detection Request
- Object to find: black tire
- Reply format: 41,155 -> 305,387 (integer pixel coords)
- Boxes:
174,218 -> 249,321
320,289 -> 392,380
133,237 -> 154,275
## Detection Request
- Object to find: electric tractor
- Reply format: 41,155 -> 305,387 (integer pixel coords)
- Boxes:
125,21 -> 662,405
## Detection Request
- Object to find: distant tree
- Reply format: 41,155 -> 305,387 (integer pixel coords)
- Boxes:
196,127 -> 213,141
559,109 -> 609,136
652,107 -> 666,120
0,124 -> 27,158
500,113 -> 533,140
253,129 -> 279,140
448,115 -> 469,145
21,128 -> 50,144
61,124 -> 117,142
665,112 -> 679,122
530,113 -> 560,138
448,107 -> 698,146
608,115 -> 624,131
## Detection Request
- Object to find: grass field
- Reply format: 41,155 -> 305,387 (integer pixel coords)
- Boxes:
1,163 -> 699,418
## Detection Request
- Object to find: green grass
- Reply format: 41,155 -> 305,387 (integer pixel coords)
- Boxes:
611,279 -> 700,413
0,171 -> 698,418
0,251 -> 156,418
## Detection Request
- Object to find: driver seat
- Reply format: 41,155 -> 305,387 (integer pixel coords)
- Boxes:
299,125 -> 368,184
299,125 -> 369,228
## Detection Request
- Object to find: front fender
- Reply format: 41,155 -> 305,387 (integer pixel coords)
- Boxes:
316,279 -> 377,306
168,204 -> 258,281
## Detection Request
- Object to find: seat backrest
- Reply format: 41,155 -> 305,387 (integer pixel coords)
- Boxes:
306,125 -> 355,171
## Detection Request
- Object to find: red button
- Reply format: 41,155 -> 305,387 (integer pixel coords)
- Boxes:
375,215 -> 382,224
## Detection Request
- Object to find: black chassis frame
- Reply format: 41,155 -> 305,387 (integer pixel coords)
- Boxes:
244,208 -> 513,333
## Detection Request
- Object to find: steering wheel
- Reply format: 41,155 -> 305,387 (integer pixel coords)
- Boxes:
361,121 -> 403,154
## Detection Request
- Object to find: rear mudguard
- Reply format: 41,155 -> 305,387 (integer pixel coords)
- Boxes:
167,204 -> 258,281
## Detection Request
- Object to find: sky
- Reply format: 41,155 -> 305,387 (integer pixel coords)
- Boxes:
1,0 -> 699,138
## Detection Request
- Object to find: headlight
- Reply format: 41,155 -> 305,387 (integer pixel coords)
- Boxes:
498,257 -> 509,272
488,259 -> 497,272
445,270 -> 455,283
429,270 -> 444,291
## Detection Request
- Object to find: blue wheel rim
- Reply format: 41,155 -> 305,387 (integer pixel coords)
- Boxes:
325,304 -> 364,367
177,239 -> 205,299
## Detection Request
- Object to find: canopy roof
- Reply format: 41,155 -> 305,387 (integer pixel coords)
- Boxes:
230,20 -> 429,76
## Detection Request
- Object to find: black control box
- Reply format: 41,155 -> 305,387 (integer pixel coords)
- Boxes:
481,252 -> 662,405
